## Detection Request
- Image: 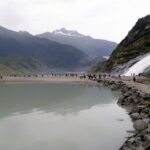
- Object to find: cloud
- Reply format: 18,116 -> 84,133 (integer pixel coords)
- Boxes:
0,0 -> 149,42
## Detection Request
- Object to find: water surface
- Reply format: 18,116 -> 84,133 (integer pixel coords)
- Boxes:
0,83 -> 133,150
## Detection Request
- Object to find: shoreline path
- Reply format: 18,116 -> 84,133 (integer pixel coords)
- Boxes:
0,76 -> 149,93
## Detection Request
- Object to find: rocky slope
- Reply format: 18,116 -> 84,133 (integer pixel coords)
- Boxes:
36,28 -> 117,57
0,26 -> 96,74
102,15 -> 150,74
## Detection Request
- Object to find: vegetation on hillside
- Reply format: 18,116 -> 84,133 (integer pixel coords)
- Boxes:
105,15 -> 150,72
90,15 -> 150,73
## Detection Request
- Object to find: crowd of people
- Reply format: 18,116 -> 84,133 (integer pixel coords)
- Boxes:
0,72 -> 144,83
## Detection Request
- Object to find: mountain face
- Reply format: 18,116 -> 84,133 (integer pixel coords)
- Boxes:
36,28 -> 117,57
102,15 -> 150,74
0,26 -> 95,74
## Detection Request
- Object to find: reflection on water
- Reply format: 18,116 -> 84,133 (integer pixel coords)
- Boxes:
0,83 -> 118,117
0,83 -> 133,150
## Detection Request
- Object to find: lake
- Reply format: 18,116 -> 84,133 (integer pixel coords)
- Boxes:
0,83 -> 133,150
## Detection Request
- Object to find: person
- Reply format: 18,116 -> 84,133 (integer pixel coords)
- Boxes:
99,74 -> 101,79
0,75 -> 3,80
103,74 -> 106,79
133,76 -> 136,82
93,74 -> 96,79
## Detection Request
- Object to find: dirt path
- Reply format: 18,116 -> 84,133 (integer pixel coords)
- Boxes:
123,80 -> 150,93
0,76 -> 150,93
0,76 -> 93,85
108,76 -> 150,93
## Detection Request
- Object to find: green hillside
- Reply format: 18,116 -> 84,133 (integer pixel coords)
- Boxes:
105,15 -> 150,72
90,15 -> 150,73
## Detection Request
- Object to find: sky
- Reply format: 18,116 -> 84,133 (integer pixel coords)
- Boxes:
0,0 -> 149,43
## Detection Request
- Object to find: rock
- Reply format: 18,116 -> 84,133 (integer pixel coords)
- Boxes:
144,134 -> 150,143
131,113 -> 140,120
137,145 -> 145,150
124,92 -> 130,97
110,85 -> 118,90
118,96 -> 125,104
140,113 -> 147,118
133,120 -> 148,131
143,118 -> 150,124
146,125 -> 150,133
132,97 -> 140,103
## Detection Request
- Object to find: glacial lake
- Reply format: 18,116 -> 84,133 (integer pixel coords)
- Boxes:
0,83 -> 133,150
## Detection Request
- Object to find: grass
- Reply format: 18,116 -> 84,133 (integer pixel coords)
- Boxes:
137,78 -> 150,84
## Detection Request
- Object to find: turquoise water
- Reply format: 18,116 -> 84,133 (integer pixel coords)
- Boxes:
0,83 -> 133,150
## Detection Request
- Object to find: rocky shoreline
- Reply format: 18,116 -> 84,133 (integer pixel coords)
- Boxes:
96,79 -> 150,150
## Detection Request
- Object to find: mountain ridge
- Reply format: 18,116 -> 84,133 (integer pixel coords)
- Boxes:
0,26 -> 96,74
36,28 -> 117,57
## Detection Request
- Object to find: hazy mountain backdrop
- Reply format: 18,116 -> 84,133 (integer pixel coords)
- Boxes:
0,26 -> 97,73
37,28 -> 117,57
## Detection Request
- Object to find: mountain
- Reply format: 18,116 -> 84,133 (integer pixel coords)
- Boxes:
36,28 -> 117,57
0,26 -> 96,74
92,15 -> 150,75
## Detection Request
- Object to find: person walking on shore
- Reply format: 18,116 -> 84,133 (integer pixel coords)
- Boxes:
133,76 -> 136,83
99,74 -> 101,79
0,75 -> 3,80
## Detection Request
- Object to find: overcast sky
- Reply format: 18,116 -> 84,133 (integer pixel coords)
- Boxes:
0,0 -> 149,43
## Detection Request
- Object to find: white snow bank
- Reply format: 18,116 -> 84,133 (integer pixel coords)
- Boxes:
124,54 -> 150,76
103,56 -> 110,60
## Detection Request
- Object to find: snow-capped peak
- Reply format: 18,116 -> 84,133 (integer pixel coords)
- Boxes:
52,28 -> 84,37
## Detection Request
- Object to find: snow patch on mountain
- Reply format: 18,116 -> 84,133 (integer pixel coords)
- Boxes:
103,56 -> 110,60
124,53 -> 150,76
52,28 -> 84,37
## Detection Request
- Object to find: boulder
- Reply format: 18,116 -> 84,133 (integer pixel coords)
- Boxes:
124,92 -> 130,97
131,113 -> 140,120
146,125 -> 150,133
143,119 -> 150,124
137,145 -> 145,150
118,96 -> 125,104
133,120 -> 148,131
144,134 -> 150,143
133,97 -> 140,103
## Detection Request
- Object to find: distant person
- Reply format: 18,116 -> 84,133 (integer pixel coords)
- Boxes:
103,74 -> 106,79
99,74 -> 101,79
133,76 -> 136,82
83,74 -> 86,79
0,75 -> 2,80
93,74 -> 96,79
